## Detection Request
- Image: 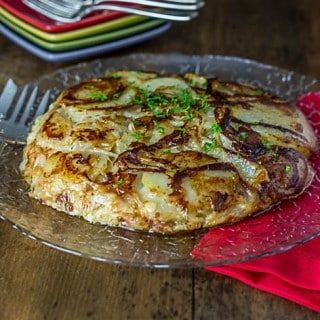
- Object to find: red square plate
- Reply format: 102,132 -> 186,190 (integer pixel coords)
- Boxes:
0,0 -> 127,33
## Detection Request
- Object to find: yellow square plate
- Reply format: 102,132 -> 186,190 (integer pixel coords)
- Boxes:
0,6 -> 149,42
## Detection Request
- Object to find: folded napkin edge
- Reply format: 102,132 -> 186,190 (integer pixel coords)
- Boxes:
206,266 -> 320,313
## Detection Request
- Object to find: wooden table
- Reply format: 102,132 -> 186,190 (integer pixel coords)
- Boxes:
0,1 -> 319,319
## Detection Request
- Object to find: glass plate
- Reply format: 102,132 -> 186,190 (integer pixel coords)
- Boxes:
0,54 -> 319,268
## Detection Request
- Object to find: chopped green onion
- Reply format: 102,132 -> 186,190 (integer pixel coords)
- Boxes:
152,120 -> 165,135
131,87 -> 211,124
261,138 -> 272,150
198,94 -> 209,113
182,113 -> 193,121
203,140 -> 217,152
210,123 -> 222,134
239,132 -> 248,140
116,178 -> 124,186
161,149 -> 172,154
284,164 -> 291,174
90,91 -> 108,101
200,81 -> 208,89
132,95 -> 143,105
132,131 -> 142,140
177,127 -> 186,133
157,126 -> 165,135
112,92 -> 121,100
112,74 -> 121,80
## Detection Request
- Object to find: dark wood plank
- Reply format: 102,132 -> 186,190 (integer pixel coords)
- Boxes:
0,222 -> 192,320
194,270 -> 318,320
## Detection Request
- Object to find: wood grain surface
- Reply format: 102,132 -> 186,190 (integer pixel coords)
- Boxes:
0,0 -> 319,319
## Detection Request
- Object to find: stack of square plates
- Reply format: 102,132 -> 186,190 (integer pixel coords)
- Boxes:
0,0 -> 171,62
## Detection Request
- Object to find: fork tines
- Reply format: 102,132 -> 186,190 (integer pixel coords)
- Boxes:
23,0 -> 205,23
0,79 -> 51,142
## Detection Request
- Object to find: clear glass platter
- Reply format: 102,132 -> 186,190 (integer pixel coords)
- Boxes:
0,54 -> 319,268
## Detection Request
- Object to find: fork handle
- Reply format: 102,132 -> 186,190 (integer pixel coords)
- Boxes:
79,4 -> 198,21
89,0 -> 201,3
91,0 -> 204,10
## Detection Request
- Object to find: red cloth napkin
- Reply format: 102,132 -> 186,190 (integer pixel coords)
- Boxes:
206,236 -> 320,313
192,92 -> 320,313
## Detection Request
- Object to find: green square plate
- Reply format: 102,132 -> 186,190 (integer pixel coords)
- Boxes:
0,11 -> 165,52
0,6 -> 153,43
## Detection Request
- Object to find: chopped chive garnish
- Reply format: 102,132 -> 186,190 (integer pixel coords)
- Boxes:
152,120 -> 165,134
132,131 -> 142,140
182,113 -> 193,121
261,138 -> 272,150
112,92 -> 121,100
210,123 -> 222,134
90,91 -> 108,101
153,107 -> 165,118
132,95 -> 143,105
199,94 -> 209,113
203,140 -> 217,153
177,127 -> 186,133
239,132 -> 248,140
162,149 -> 172,154
190,79 -> 197,86
131,87 -> 210,124
157,126 -> 165,135
112,74 -> 121,80
116,178 -> 124,185
201,81 -> 208,89
284,164 -> 291,174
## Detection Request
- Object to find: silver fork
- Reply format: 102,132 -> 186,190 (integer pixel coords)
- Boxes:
45,0 -> 201,6
23,0 -> 204,22
28,0 -> 204,11
0,79 -> 51,144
